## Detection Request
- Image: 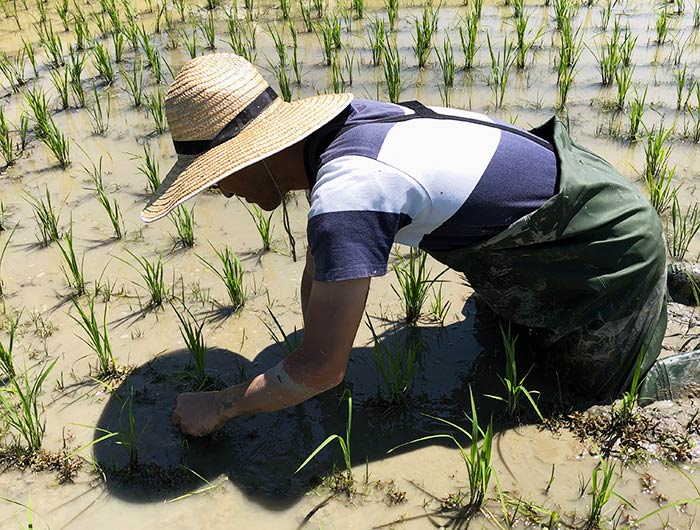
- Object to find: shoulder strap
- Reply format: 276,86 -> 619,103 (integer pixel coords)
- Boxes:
390,101 -> 554,152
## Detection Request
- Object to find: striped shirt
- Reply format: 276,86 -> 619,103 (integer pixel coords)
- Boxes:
304,99 -> 558,282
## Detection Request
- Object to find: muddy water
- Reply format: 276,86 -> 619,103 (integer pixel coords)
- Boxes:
1,0 -> 700,528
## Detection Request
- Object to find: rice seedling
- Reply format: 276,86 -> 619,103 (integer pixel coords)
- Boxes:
198,10 -> 216,50
110,29 -> 126,63
87,157 -> 123,239
311,0 -> 323,18
695,0 -> 700,27
385,0 -> 398,32
288,20 -> 301,84
173,0 -> 187,21
316,16 -> 341,66
87,85 -> 111,135
628,86 -> 647,142
643,128 -> 676,216
0,223 -> 17,298
676,64 -> 689,110
0,106 -> 18,167
333,5 -> 348,33
170,205 -> 195,248
412,4 -> 439,69
121,58 -> 145,107
429,283 -> 450,325
330,52 -> 345,92
485,324 -> 543,420
197,244 -> 245,312
136,142 -> 160,193
435,34 -> 455,88
352,0 -> 363,19
613,349 -> 645,419
56,0 -> 69,30
50,66 -> 70,110
279,0 -> 291,19
41,118 -> 71,168
366,316 -> 419,405
0,311 -> 18,378
122,250 -> 167,310
382,35 -> 402,103
513,10 -> 544,69
296,395 -> 353,483
670,196 -> 700,260
686,105 -> 700,143
93,9 -> 110,37
299,1 -> 313,32
553,0 -> 574,32
57,219 -> 86,297
25,85 -> 50,138
558,15 -> 582,69
71,296 -> 117,377
173,305 -> 211,390
366,18 -> 385,67
487,33 -> 515,109
390,388 -> 494,514
343,49 -> 355,86
392,248 -> 444,325
92,43 -> 114,86
225,12 -> 256,62
0,358 -> 57,451
585,454 -> 618,529
115,387 -> 141,467
145,87 -> 167,134
17,112 -> 28,153
592,31 -> 619,86
72,7 -> 91,50
614,64 -> 634,110
270,60 -> 292,101
19,43 -> 35,80
38,21 -> 64,68
458,14 -> 479,69
243,202 -> 274,251
24,187 -> 61,245
123,18 -> 140,50
68,48 -> 87,108
656,7 -> 670,44
0,51 -> 27,93
620,30 -> 636,69
261,306 -> 299,355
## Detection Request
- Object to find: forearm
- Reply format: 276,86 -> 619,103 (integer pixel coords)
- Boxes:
218,359 -> 324,421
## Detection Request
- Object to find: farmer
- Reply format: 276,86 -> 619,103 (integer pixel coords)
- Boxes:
140,54 -> 668,437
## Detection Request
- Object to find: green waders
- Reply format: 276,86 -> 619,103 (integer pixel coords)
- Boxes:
427,117 -> 668,402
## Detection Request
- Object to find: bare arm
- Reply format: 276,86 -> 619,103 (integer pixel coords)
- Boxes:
301,246 -> 314,323
172,277 -> 370,436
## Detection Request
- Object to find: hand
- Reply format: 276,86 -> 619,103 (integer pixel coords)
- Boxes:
171,391 -> 227,437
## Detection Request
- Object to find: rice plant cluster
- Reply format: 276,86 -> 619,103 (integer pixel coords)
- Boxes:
0,0 -> 699,527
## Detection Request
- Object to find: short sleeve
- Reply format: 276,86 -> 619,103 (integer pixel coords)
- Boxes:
307,156 -> 423,282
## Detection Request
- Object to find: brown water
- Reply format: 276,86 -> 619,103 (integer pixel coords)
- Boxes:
1,0 -> 700,528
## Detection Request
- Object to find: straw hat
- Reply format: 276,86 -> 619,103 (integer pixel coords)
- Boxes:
140,53 -> 353,223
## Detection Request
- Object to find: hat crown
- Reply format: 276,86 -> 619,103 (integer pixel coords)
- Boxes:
166,54 -> 270,143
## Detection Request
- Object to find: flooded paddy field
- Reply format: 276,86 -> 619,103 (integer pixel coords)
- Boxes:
1,0 -> 700,528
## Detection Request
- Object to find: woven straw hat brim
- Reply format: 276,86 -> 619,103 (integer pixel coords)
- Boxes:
141,92 -> 353,223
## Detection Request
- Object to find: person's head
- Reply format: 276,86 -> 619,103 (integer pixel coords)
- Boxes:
140,53 -> 353,223
216,140 -> 306,211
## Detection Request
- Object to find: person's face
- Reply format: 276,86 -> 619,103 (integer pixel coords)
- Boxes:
217,161 -> 283,211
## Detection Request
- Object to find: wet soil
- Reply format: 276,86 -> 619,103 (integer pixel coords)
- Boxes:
1,0 -> 700,528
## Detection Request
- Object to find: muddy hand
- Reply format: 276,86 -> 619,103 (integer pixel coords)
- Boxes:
172,391 -> 226,437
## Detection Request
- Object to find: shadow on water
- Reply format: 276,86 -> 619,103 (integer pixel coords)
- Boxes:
92,295 -> 569,509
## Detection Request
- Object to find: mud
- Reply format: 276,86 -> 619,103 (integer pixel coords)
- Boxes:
1,0 -> 700,529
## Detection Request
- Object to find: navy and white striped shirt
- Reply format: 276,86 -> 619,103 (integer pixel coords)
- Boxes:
305,99 -> 558,282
